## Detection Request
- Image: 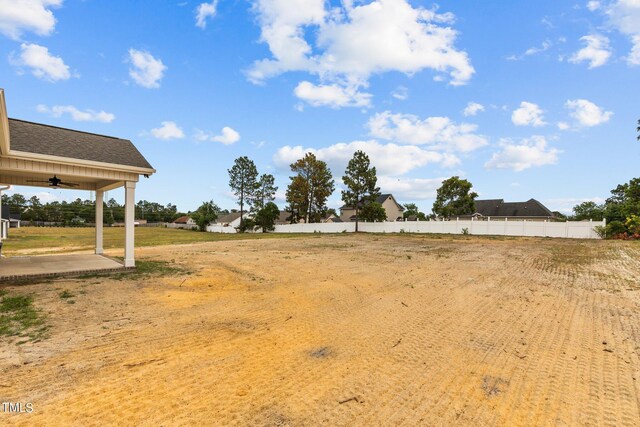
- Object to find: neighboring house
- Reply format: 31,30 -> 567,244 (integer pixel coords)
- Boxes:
321,214 -> 343,223
340,194 -> 405,222
461,199 -> 556,221
214,212 -> 243,228
275,211 -> 293,226
172,215 -> 197,229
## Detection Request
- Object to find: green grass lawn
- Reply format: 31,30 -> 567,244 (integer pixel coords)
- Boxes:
2,226 -> 308,255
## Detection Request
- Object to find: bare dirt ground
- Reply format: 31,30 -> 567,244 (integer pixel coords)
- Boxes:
1,234 -> 640,426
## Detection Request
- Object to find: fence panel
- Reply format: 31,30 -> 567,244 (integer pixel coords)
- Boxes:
270,219 -> 604,239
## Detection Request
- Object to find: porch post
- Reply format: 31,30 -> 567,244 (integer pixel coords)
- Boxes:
95,190 -> 104,255
124,181 -> 136,267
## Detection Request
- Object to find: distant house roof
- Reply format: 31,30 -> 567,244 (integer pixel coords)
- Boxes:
275,210 -> 292,224
216,212 -> 242,225
173,216 -> 191,224
8,118 -> 154,171
473,199 -> 554,218
340,194 -> 404,210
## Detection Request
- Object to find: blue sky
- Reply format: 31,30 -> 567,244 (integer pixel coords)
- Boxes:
1,0 -> 639,215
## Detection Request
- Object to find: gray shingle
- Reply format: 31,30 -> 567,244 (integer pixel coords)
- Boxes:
8,118 -> 154,170
474,199 -> 553,217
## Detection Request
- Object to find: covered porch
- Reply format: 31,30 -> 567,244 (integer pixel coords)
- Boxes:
0,89 -> 155,273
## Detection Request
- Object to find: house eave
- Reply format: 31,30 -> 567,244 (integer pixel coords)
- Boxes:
5,149 -> 156,176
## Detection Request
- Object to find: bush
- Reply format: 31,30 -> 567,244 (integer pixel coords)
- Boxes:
594,225 -> 607,239
606,221 -> 627,238
461,228 -> 469,235
625,215 -> 640,235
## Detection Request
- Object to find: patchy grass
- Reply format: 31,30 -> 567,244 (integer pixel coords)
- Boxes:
2,227 -> 313,256
77,259 -> 190,281
0,292 -> 48,342
59,290 -> 75,299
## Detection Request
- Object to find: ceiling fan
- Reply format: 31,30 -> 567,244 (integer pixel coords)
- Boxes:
26,175 -> 80,188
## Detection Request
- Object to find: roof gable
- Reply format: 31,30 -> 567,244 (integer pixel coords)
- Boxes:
216,212 -> 242,224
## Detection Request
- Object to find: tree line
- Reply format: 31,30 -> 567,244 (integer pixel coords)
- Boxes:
1,193 -> 183,225
571,177 -> 640,238
189,151 -> 481,233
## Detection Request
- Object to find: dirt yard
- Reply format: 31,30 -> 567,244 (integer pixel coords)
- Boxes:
1,234 -> 640,426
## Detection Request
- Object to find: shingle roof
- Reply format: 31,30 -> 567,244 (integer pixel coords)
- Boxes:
216,212 -> 242,224
276,211 -> 292,224
340,194 -> 404,210
7,118 -> 154,170
173,216 -> 191,224
473,199 -> 554,217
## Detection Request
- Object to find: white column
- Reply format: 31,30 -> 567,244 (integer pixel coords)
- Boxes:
124,181 -> 136,267
95,190 -> 104,255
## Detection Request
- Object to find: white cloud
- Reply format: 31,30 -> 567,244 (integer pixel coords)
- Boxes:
565,99 -> 612,127
273,140 -> 459,177
569,34 -> 611,68
11,43 -> 70,81
0,0 -> 62,40
150,121 -> 185,140
36,104 -> 115,123
376,175 -> 445,200
485,136 -> 560,172
195,126 -> 241,145
603,0 -> 640,65
367,111 -> 488,153
587,1 -> 601,12
511,102 -> 546,127
508,40 -> 552,61
128,49 -> 166,89
463,102 -> 485,117
195,1 -> 218,29
391,86 -> 408,101
294,81 -> 372,108
557,121 -> 570,131
249,0 -> 474,107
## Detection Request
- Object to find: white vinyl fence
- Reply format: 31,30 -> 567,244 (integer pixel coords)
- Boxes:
206,224 -> 239,234
273,218 -> 605,239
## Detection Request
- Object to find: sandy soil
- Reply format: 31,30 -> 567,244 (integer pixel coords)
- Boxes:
1,234 -> 640,426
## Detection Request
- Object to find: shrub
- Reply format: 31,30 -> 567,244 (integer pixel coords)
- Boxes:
606,221 -> 627,238
625,215 -> 640,235
461,228 -> 470,235
594,225 -> 607,239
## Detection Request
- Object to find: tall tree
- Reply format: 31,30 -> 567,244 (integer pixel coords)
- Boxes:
360,202 -> 387,222
191,200 -> 220,232
228,156 -> 259,232
572,201 -> 604,221
288,152 -> 335,223
342,150 -> 380,232
403,203 -> 427,221
253,173 -> 278,210
432,176 -> 478,218
285,175 -> 306,224
254,202 -> 280,232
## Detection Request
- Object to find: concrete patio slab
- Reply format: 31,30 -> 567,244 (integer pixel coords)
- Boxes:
0,254 -> 128,282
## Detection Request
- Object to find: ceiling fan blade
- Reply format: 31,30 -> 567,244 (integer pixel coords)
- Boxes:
58,182 -> 80,188
26,180 -> 51,183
